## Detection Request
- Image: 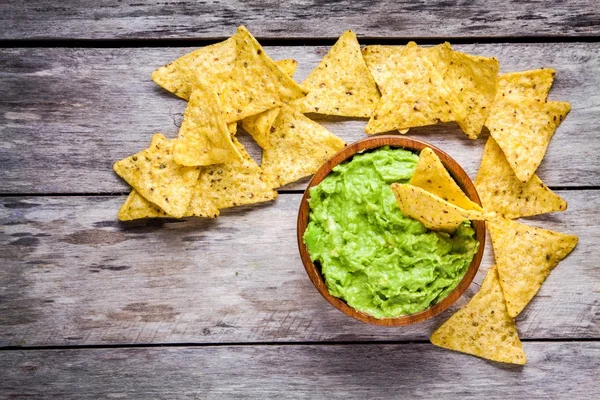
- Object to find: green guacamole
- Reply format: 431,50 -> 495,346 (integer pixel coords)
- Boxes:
303,147 -> 479,319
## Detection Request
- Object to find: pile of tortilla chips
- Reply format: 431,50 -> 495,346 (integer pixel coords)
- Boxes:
113,26 -> 347,221
390,146 -> 577,365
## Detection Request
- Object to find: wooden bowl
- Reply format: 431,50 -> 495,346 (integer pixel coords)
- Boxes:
297,135 -> 485,326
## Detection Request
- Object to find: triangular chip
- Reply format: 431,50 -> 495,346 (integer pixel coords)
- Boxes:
195,137 -> 278,209
227,122 -> 237,135
151,37 -> 236,101
241,108 -> 281,149
430,266 -> 527,365
486,96 -> 570,182
261,104 -> 346,188
445,51 -> 499,139
174,85 -> 243,166
117,190 -> 170,221
366,42 -> 467,134
291,30 -> 380,117
488,217 -> 578,317
390,184 -> 489,232
411,147 -> 482,211
240,58 -> 299,149
475,137 -> 567,218
113,134 -> 200,218
220,26 -> 307,123
497,69 -> 555,101
361,45 -> 404,90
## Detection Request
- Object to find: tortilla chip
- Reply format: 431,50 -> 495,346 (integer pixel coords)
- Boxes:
430,266 -> 526,365
274,59 -> 298,77
113,134 -> 200,218
118,190 -> 170,221
220,26 -> 307,123
411,147 -> 482,211
366,42 -> 467,134
488,217 -> 578,317
390,184 -> 489,232
227,122 -> 237,135
497,69 -> 555,101
195,136 -> 278,209
174,85 -> 243,166
151,37 -> 236,101
486,97 -> 570,182
241,108 -> 281,149
475,137 -> 567,218
261,104 -> 346,188
361,45 -> 404,90
445,52 -> 499,139
292,30 -> 380,117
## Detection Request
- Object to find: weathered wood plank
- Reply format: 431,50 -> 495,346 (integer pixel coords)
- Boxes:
1,1 -> 599,40
1,342 -> 599,399
1,190 -> 596,347
0,43 -> 599,194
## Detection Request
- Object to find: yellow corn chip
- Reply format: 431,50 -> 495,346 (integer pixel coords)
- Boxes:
366,42 -> 467,134
227,122 -> 237,135
361,45 -> 404,90
113,134 -> 200,218
174,85 -> 243,166
274,59 -> 298,77
430,266 -> 527,365
220,26 -> 307,123
195,136 -> 278,209
240,58 -> 299,149
151,37 -> 236,101
292,30 -> 380,117
390,184 -> 489,232
241,108 -> 281,149
261,104 -> 346,188
475,137 -> 566,218
445,51 -> 499,139
118,190 -> 170,221
486,97 -> 570,182
497,69 -> 555,101
488,217 -> 578,317
411,147 -> 482,211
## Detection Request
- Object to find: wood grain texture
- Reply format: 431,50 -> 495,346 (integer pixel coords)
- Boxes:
1,1 -> 599,40
1,43 -> 598,194
1,342 -> 599,399
1,191 -> 596,347
297,136 -> 486,326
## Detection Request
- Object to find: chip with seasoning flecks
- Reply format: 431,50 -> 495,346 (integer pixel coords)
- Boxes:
430,266 -> 527,365
365,42 -> 467,134
291,30 -> 380,117
174,84 -> 243,167
220,26 -> 307,123
390,183 -> 491,232
475,137 -> 567,219
361,44 -> 404,90
485,96 -> 570,182
488,217 -> 578,318
496,68 -> 556,101
195,136 -> 278,209
410,147 -> 482,211
241,58 -> 299,149
118,189 -> 170,221
261,104 -> 346,188
151,37 -> 236,101
445,51 -> 499,139
113,134 -> 200,218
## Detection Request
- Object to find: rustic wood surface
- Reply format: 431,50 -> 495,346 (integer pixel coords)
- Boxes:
1,343 -> 599,399
1,191 -> 596,347
1,1 -> 599,40
1,43 -> 600,193
1,1 -> 599,397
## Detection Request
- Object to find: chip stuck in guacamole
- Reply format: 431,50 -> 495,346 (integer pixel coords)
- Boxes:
302,147 -> 479,319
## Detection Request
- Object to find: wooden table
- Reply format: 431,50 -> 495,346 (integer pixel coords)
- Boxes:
1,2 -> 599,398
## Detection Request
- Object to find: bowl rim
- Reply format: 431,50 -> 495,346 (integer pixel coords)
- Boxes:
296,135 -> 486,326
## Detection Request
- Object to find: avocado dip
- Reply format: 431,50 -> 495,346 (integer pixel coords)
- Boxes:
303,147 -> 479,319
